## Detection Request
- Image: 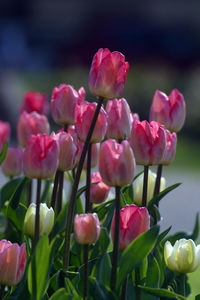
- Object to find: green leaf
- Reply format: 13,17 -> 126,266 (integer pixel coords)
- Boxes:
93,199 -> 115,221
121,184 -> 134,204
5,203 -> 27,231
50,200 -> 69,238
117,225 -> 160,288
75,197 -> 84,214
90,227 -> 110,260
28,235 -> 50,300
195,295 -> 200,300
7,277 -> 31,300
148,183 -> 181,211
156,226 -> 172,247
41,179 -> 52,203
48,288 -> 72,300
9,176 -> 30,209
0,141 -> 8,164
138,286 -> 187,299
0,177 -> 23,210
146,254 -> 160,288
92,253 -> 111,286
88,277 -> 117,300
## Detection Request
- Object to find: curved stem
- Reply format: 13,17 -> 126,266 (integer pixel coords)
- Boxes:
110,186 -> 121,292
85,143 -> 92,212
51,170 -> 60,210
153,164 -> 163,198
34,179 -> 41,247
142,166 -> 149,207
63,97 -> 104,271
27,179 -> 32,207
121,276 -> 128,300
179,273 -> 185,297
57,171 -> 64,215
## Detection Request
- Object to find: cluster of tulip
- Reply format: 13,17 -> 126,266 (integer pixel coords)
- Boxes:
0,48 -> 199,300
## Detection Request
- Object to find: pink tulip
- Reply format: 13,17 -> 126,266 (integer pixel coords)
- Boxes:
77,141 -> 100,169
0,121 -> 10,153
0,240 -> 26,286
89,48 -> 129,99
75,101 -> 107,143
111,204 -> 150,250
20,91 -> 49,115
74,213 -> 100,244
67,125 -> 78,144
130,112 -> 140,126
106,98 -> 132,140
129,120 -> 166,166
89,171 -> 110,204
161,130 -> 177,166
51,84 -> 79,125
2,147 -> 23,177
17,111 -> 50,148
51,131 -> 77,171
99,139 -> 136,187
78,86 -> 86,104
23,134 -> 59,179
149,89 -> 186,132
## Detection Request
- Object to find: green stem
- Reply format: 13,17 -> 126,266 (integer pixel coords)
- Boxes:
62,97 -> 104,271
121,276 -> 128,300
51,170 -> 60,210
153,164 -> 163,198
179,273 -> 185,297
135,267 -> 142,300
57,170 -> 64,215
34,179 -> 41,247
27,179 -> 32,207
110,186 -> 121,292
142,166 -> 149,207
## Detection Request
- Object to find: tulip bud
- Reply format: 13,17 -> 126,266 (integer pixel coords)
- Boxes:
129,120 -> 166,166
149,89 -> 186,133
164,239 -> 200,273
17,111 -> 50,148
24,203 -> 54,238
89,171 -> 110,204
89,48 -> 129,99
51,84 -> 79,125
0,121 -> 10,153
130,112 -> 140,126
111,204 -> 150,250
75,101 -> 107,143
133,169 -> 166,205
1,147 -> 23,177
78,86 -> 86,104
0,240 -> 26,286
51,131 -> 77,171
23,134 -> 59,179
74,213 -> 100,244
99,139 -> 136,187
20,91 -> 49,115
106,98 -> 132,140
77,141 -> 100,169
161,130 -> 177,166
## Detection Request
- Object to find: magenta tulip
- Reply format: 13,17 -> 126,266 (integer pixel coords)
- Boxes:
20,91 -> 49,115
0,121 -> 10,153
74,213 -> 100,244
2,147 -> 23,177
89,171 -> 110,204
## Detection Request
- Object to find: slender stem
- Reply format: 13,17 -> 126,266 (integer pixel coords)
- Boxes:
34,179 -> 41,247
153,164 -> 163,197
63,97 -> 104,271
121,276 -> 128,300
142,166 -> 149,207
179,273 -> 185,297
51,170 -> 60,210
72,167 -> 76,180
135,267 -> 142,300
27,179 -> 32,207
57,171 -> 64,214
110,186 -> 121,292
85,143 -> 92,212
83,245 -> 89,300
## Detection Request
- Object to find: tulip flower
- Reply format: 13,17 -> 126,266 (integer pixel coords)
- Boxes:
129,120 -> 166,166
106,98 -> 132,141
78,86 -> 86,104
133,169 -> 166,205
164,239 -> 200,273
99,139 -> 136,187
0,240 -> 26,286
111,204 -> 150,250
24,203 -> 54,238
20,90 -> 49,115
89,171 -> 110,204
149,89 -> 186,133
89,48 -> 129,99
23,134 -> 59,179
161,130 -> 177,166
1,147 -> 23,177
0,121 -> 10,153
17,111 -> 50,148
77,141 -> 100,169
51,131 -> 77,171
130,112 -> 140,126
51,84 -> 79,125
74,213 -> 100,244
75,101 -> 107,143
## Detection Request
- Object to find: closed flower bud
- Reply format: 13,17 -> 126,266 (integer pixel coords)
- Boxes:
161,130 -> 177,166
0,121 -> 10,153
77,141 -> 100,169
106,98 -> 131,140
149,89 -> 186,132
51,131 -> 77,171
23,134 -> 59,179
17,111 -> 50,148
24,203 -> 54,238
129,120 -> 166,166
89,48 -> 129,99
74,213 -> 100,244
51,84 -> 78,125
111,204 -> 150,250
20,91 -> 49,115
133,169 -> 166,205
99,139 -> 136,187
75,101 -> 107,143
164,239 -> 200,273
89,171 -> 110,204
2,147 -> 23,177
0,240 -> 26,286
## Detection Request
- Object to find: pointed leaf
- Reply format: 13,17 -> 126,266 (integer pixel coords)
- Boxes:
0,141 -> 8,164
138,286 -> 186,299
